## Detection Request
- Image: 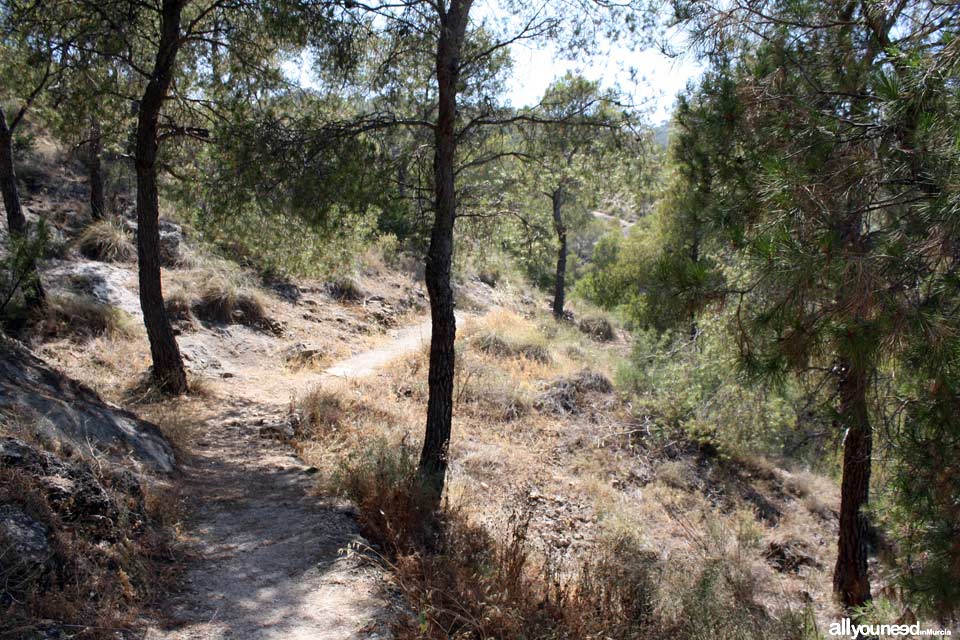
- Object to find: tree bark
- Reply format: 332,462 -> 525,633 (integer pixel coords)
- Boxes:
833,358 -> 873,609
89,118 -> 105,220
0,106 -> 45,308
551,189 -> 567,319
418,0 -> 472,506
134,0 -> 188,394
689,233 -> 699,341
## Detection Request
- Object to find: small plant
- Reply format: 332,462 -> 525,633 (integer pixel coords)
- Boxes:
33,294 -> 136,341
0,221 -> 47,325
473,331 -> 552,364
324,275 -> 364,302
164,289 -> 194,328
578,315 -> 615,341
77,218 -> 135,263
191,276 -> 269,330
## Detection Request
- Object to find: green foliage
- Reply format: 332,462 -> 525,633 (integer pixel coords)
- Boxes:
656,0 -> 960,614
574,230 -> 627,308
619,312 -> 826,462
0,221 -> 47,324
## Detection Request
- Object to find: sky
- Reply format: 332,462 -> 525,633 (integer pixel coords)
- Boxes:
285,20 -> 704,126
505,41 -> 704,123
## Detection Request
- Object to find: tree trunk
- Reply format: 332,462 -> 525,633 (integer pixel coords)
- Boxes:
418,0 -> 472,507
0,106 -> 45,308
89,119 -> 105,220
551,189 -> 567,319
689,233 -> 699,341
833,358 -> 873,609
134,0 -> 188,394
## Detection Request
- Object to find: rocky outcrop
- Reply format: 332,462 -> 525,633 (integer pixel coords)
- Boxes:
43,258 -> 141,317
0,339 -> 175,474
123,217 -> 185,267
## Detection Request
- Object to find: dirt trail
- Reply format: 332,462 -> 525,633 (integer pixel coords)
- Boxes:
143,315 -> 453,639
320,313 -> 465,383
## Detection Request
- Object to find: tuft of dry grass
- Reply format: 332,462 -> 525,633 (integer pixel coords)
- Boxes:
324,276 -> 365,302
192,276 -> 268,327
535,369 -> 614,415
473,331 -> 552,364
454,357 -> 531,421
164,288 -> 195,329
33,294 -> 137,342
578,315 -> 616,341
293,386 -> 408,476
77,218 -> 135,263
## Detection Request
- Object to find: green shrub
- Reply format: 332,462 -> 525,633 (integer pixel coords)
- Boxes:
618,313 -> 817,461
0,221 -> 47,325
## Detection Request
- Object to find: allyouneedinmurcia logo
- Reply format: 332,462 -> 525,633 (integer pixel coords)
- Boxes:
829,618 -> 953,638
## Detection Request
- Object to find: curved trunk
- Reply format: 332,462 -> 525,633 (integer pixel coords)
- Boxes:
551,189 -> 566,319
418,0 -> 472,507
833,358 -> 873,609
89,119 -> 105,220
0,106 -> 45,309
135,0 -> 188,394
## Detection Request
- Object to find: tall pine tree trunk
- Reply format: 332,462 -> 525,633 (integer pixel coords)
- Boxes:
89,119 -> 105,220
834,358 -> 873,609
551,189 -> 567,319
418,0 -> 472,506
0,106 -> 44,309
689,234 -> 699,341
135,0 -> 188,394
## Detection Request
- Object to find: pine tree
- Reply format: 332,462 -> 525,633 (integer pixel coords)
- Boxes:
669,0 -> 960,611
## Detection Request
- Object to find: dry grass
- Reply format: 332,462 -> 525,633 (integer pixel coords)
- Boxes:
164,255 -> 274,331
192,276 -> 268,327
328,440 -> 817,640
578,315 -> 615,341
324,275 -> 365,302
289,303 -> 841,635
164,288 -> 195,329
32,294 -> 138,342
77,218 -> 136,263
0,440 -> 180,638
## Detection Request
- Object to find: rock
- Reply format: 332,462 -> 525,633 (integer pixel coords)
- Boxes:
0,504 -> 51,572
124,218 -> 184,266
270,280 -> 301,302
158,219 -> 184,266
0,340 -> 176,474
1,438 -> 122,534
43,259 -> 141,317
